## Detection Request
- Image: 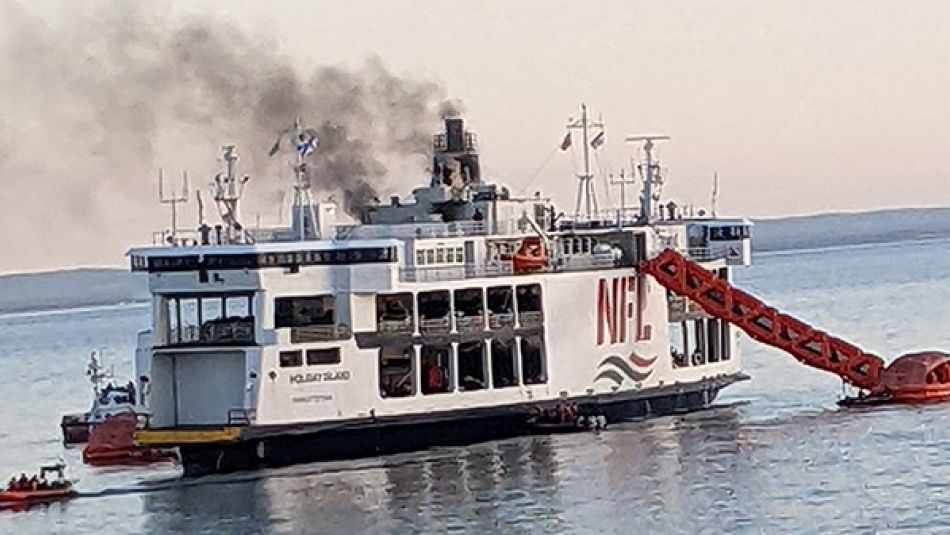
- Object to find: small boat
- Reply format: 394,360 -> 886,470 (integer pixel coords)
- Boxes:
527,403 -> 606,433
512,236 -> 547,273
1,464 -> 76,505
61,351 -> 144,445
0,486 -> 76,504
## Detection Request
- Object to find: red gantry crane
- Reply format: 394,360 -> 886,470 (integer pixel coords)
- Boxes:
640,249 -> 950,405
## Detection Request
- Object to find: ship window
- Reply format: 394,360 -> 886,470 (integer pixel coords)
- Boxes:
416,250 -> 425,266
562,239 -> 571,255
436,248 -> 446,263
202,297 -> 224,325
670,322 -> 688,368
377,293 -> 414,333
458,341 -> 487,391
421,345 -> 452,394
487,286 -> 514,329
418,290 -> 451,334
307,348 -> 341,365
179,297 -> 200,344
426,249 -> 435,264
520,336 -> 546,385
456,247 -> 464,262
279,350 -> 303,368
689,320 -> 707,365
379,346 -> 415,398
274,295 -> 335,328
225,295 -> 251,318
706,318 -> 721,363
491,338 -> 518,388
516,284 -> 543,327
165,298 -> 179,344
721,321 -> 731,361
572,238 -> 581,254
453,288 -> 484,332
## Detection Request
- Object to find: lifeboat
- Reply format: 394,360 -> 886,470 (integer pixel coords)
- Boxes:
512,236 -> 547,273
880,351 -> 950,403
1,464 -> 76,506
0,485 -> 76,504
83,412 -> 178,466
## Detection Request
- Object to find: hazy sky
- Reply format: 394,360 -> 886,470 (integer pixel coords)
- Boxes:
1,1 -> 948,273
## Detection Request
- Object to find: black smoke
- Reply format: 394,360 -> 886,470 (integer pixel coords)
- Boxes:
0,2 -> 460,270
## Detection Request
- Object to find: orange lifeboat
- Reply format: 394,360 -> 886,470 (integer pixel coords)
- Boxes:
879,351 -> 950,403
82,412 -> 178,466
512,237 -> 547,273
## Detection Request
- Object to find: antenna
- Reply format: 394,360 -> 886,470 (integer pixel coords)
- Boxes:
609,164 -> 637,228
711,172 -> 719,217
625,135 -> 670,223
158,168 -> 189,244
210,145 -> 250,242
566,104 -> 604,219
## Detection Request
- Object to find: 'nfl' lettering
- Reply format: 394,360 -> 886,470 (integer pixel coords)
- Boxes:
597,276 -> 638,345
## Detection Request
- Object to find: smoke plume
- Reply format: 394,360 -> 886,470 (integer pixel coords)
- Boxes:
0,2 -> 459,272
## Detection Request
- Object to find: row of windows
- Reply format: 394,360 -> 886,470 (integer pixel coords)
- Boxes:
560,236 -> 599,255
279,347 -> 341,367
670,318 -> 731,368
415,246 -> 465,266
376,284 -> 543,334
379,337 -> 547,398
162,293 -> 253,346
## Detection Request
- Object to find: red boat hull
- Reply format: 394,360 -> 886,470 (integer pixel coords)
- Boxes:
0,487 -> 75,503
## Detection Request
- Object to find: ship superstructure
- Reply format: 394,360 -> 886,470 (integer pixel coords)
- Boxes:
132,110 -> 753,475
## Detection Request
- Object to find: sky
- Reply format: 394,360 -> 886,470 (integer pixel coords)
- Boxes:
1,1 -> 948,273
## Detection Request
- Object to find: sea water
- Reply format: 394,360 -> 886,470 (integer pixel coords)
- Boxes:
1,238 -> 949,534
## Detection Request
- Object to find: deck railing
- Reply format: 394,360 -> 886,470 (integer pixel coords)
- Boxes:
167,317 -> 255,346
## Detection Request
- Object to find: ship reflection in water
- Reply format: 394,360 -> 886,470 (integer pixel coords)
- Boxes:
138,405 -> 746,534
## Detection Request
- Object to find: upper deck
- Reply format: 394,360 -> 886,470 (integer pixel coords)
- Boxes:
132,115 -> 752,287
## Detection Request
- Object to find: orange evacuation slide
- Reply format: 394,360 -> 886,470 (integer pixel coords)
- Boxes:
82,413 -> 178,466
639,249 -> 950,404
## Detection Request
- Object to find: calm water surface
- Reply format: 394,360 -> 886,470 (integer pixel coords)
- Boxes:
2,239 -> 950,534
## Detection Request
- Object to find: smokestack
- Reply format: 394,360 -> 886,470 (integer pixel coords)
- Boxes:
445,118 -> 465,152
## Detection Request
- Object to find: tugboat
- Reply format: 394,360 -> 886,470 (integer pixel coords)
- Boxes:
129,109 -> 754,476
1,463 -> 76,506
61,351 -> 141,444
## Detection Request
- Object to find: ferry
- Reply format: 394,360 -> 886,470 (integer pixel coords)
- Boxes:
131,108 -> 753,476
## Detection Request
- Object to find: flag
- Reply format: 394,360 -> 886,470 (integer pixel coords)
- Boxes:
268,138 -> 281,157
590,131 -> 605,149
296,134 -> 319,157
559,132 -> 572,151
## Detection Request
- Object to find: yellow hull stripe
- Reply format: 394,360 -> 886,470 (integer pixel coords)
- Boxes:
135,427 -> 243,445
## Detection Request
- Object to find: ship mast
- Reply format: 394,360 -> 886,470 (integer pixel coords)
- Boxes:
566,104 -> 604,220
269,117 -> 319,241
625,134 -> 669,223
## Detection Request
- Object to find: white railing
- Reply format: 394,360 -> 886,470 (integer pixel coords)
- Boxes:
379,317 -> 414,334
489,312 -> 515,329
420,316 -> 451,335
290,324 -> 348,343
455,315 -> 485,333
400,263 -> 515,283
167,318 -> 255,346
520,311 -> 543,327
151,228 -> 255,247
336,220 -> 488,240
